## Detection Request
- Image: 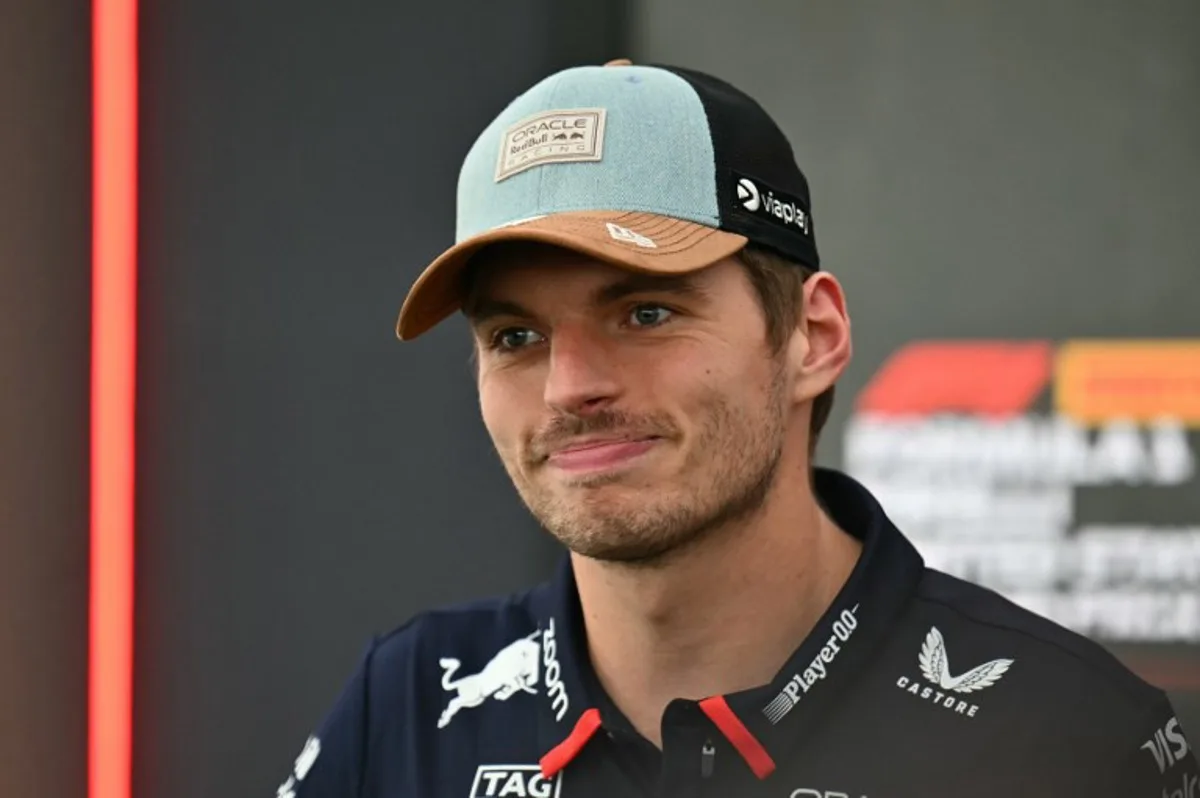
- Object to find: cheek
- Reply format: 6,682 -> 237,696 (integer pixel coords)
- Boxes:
686,354 -> 781,426
477,386 -> 508,443
478,376 -> 534,453
644,358 -> 737,433
662,342 -> 759,398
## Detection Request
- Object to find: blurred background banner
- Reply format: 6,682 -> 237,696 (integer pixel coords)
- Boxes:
845,339 -> 1200,645
2,1 -> 1197,796
842,339 -> 1200,685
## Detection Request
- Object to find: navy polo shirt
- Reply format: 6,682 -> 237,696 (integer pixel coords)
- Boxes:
277,469 -> 1197,797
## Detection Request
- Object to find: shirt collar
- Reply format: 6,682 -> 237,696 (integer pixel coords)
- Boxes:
532,553 -> 596,768
532,467 -> 926,780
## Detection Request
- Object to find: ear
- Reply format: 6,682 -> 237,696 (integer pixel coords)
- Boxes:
784,272 -> 852,404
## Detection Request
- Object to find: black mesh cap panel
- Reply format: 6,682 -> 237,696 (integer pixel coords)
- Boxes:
657,64 -> 820,270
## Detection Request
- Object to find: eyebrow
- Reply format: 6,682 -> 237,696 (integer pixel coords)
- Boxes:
595,272 -> 710,305
465,272 -> 710,325
465,298 -> 531,325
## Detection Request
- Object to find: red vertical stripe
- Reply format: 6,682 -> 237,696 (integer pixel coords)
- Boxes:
90,2 -> 138,798
698,697 -> 776,779
540,708 -> 602,779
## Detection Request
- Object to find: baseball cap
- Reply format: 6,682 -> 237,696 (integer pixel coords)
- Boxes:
396,60 -> 820,340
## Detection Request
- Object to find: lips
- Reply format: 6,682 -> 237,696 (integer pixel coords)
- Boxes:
545,437 -> 660,472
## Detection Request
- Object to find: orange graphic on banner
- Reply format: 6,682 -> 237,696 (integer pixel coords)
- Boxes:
1055,340 -> 1200,426
856,341 -> 1052,417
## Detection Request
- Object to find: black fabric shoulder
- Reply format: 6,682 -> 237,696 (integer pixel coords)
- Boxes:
283,638 -> 378,798
916,568 -> 1160,711
1094,689 -> 1199,796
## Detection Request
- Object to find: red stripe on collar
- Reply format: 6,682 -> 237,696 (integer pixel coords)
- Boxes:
540,707 -> 602,779
699,696 -> 776,779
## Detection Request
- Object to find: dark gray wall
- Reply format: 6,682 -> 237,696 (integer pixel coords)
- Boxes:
135,2 -> 627,796
0,0 -> 90,795
632,0 -> 1200,456
632,0 -> 1200,728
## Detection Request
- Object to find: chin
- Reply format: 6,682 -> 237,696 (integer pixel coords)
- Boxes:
535,491 -> 713,566
553,471 -> 647,492
548,475 -> 670,518
559,525 -> 687,565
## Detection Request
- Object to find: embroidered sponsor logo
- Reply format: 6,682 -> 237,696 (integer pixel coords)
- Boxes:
1143,716 -> 1192,774
496,109 -> 607,182
275,735 -> 320,798
918,626 -> 1013,693
763,605 -> 859,724
1162,770 -> 1198,798
732,172 -> 811,236
543,619 -> 569,722
470,765 -> 562,798
438,631 -> 541,729
895,626 -> 1013,718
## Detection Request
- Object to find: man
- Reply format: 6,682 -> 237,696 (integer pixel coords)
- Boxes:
277,61 -> 1196,797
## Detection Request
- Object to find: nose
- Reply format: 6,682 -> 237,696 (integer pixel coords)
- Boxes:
542,325 -> 622,416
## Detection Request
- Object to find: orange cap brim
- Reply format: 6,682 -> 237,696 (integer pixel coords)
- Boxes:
395,210 -> 747,340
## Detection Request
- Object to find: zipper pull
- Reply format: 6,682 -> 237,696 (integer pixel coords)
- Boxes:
700,740 -> 715,779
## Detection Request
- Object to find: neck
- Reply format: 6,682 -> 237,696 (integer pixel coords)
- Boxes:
572,466 -> 862,748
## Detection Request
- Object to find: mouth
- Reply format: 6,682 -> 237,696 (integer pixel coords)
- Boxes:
544,436 -> 662,473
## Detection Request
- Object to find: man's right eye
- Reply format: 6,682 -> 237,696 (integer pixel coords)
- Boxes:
490,328 -> 545,351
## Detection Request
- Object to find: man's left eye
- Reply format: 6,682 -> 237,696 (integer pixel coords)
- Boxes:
628,305 -> 673,327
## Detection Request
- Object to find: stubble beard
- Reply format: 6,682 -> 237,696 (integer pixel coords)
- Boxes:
510,366 -> 789,567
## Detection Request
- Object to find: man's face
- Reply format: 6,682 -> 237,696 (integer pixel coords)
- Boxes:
466,245 -> 795,565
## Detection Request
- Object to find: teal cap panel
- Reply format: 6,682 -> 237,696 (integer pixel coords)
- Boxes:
455,65 -> 719,242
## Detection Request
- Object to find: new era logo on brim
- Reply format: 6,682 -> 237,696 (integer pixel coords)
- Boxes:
495,109 -> 607,182
606,222 -> 657,248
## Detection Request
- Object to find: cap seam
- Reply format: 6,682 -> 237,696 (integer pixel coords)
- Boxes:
652,65 -> 722,231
